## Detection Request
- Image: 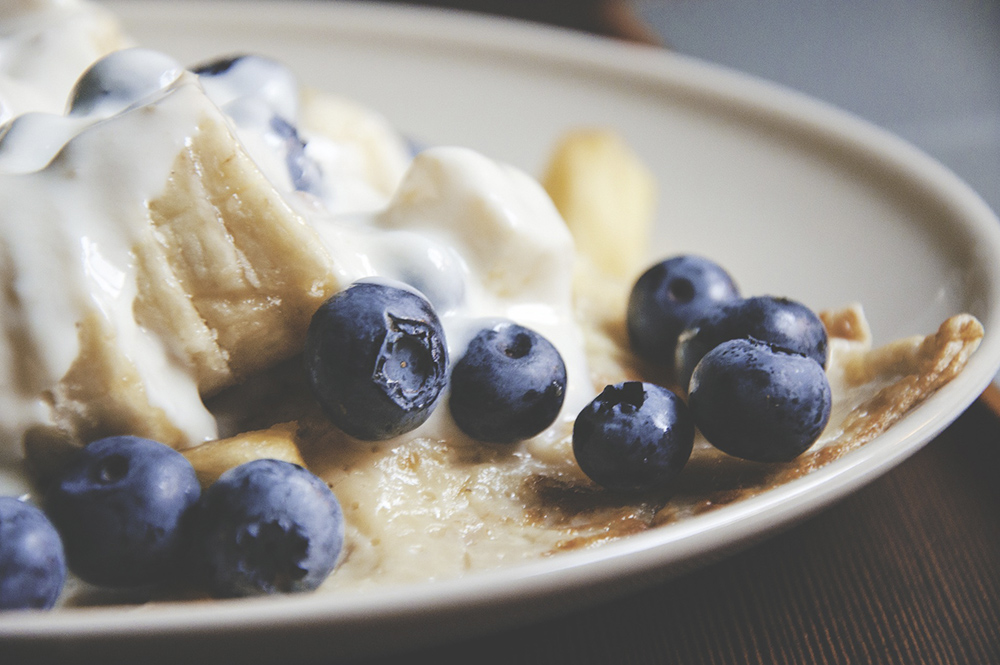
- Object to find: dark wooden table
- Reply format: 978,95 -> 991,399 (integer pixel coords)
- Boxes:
338,2 -> 1000,663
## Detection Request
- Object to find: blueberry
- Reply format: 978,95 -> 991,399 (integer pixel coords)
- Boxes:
191,56 -> 243,77
45,436 -> 201,587
191,54 -> 298,123
688,338 -> 832,462
193,459 -> 344,597
270,115 -> 324,194
627,255 -> 740,366
305,280 -> 449,440
449,321 -> 567,443
68,48 -> 184,117
573,382 -> 695,493
675,295 -> 828,392
0,497 -> 66,610
192,54 -> 320,196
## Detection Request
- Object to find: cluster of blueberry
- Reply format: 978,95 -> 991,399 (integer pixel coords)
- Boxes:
580,254 -> 833,495
0,264 -> 832,611
0,277 -> 576,610
0,437 -> 344,611
303,259 -> 830,502
304,279 -> 569,445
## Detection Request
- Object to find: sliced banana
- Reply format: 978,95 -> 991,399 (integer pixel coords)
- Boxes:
1,76 -> 338,459
542,128 -> 657,279
183,422 -> 305,487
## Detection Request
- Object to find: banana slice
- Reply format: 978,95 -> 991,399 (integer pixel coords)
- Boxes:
542,128 -> 657,279
139,99 -> 339,394
299,88 -> 412,200
183,422 -> 305,487
4,76 -> 338,461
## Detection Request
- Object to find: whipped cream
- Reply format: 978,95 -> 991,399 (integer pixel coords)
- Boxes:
0,3 -> 591,470
0,0 -> 129,124
0,75 -> 225,461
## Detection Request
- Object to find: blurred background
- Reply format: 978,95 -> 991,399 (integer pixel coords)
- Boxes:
388,0 -> 1000,217
635,0 -> 1000,218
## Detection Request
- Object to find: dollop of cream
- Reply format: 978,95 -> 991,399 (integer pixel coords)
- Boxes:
0,0 -> 130,124
0,2 -> 590,469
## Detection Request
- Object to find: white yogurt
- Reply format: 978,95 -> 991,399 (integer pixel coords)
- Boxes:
0,77 -> 226,461
0,0 -> 129,124
311,146 -> 592,457
0,5 -> 591,468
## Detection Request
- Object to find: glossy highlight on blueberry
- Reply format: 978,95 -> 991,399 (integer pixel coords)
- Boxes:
627,255 -> 740,365
305,280 -> 449,440
0,497 -> 66,611
449,321 -> 567,444
573,382 -> 695,493
193,459 -> 344,598
675,295 -> 828,392
45,436 -> 201,587
688,338 -> 832,463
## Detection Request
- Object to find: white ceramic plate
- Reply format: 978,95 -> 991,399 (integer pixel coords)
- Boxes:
5,1 -> 1000,661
